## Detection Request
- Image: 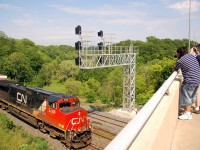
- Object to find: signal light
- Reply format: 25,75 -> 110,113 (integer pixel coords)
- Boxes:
98,42 -> 103,50
97,30 -> 103,37
75,25 -> 81,35
75,57 -> 82,66
75,41 -> 82,50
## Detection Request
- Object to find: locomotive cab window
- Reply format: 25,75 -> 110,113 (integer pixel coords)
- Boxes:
49,102 -> 57,109
59,102 -> 71,109
72,100 -> 80,107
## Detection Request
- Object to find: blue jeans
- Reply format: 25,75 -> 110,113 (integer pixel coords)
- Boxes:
180,83 -> 199,106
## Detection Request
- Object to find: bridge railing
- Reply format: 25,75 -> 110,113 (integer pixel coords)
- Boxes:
105,71 -> 180,150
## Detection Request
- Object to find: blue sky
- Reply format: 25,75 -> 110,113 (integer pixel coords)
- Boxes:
0,0 -> 200,46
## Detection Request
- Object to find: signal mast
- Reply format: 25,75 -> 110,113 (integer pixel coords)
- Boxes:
75,25 -> 138,112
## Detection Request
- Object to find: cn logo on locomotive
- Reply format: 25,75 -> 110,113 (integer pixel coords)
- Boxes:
71,117 -> 85,125
17,92 -> 27,104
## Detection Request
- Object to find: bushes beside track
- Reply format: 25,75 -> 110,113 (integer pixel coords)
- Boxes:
0,113 -> 52,150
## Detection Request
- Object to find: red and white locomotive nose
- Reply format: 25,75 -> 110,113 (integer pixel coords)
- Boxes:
70,109 -> 91,131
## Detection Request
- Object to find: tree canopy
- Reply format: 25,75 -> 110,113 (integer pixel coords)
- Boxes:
0,31 -> 197,107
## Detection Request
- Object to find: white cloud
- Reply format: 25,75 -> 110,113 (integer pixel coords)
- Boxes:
128,2 -> 148,7
46,19 -> 55,23
50,4 -> 138,17
169,1 -> 200,13
0,3 -> 10,9
43,35 -> 73,40
32,27 -> 75,41
12,15 -> 39,26
105,18 -> 142,25
3,1 -> 198,46
159,0 -> 171,5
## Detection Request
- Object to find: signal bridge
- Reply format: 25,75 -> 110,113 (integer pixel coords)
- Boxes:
75,25 -> 138,111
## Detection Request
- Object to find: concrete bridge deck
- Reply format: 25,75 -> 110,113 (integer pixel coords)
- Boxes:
171,113 -> 200,150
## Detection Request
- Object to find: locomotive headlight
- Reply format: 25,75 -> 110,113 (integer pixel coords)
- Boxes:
78,111 -> 80,116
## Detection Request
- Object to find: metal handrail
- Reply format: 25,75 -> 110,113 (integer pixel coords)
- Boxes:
105,71 -> 178,150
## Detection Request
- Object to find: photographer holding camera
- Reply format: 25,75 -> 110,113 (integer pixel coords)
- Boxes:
174,46 -> 200,120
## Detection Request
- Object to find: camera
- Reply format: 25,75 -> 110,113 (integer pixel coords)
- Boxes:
174,46 -> 187,59
174,53 -> 180,59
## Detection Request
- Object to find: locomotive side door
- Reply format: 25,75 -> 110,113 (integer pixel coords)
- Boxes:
48,101 -> 57,116
45,96 -> 61,125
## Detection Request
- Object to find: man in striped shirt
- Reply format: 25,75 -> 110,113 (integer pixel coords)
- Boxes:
174,46 -> 200,120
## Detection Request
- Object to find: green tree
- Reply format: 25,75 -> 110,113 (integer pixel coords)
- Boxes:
0,33 -> 16,59
57,61 -> 79,82
65,78 -> 84,96
31,61 -> 56,87
77,67 -> 114,82
23,48 -> 44,73
97,67 -> 123,106
85,78 -> 100,93
84,90 -> 97,103
0,31 -> 8,38
15,38 -> 36,53
135,57 -> 174,106
3,52 -> 34,82
58,45 -> 77,60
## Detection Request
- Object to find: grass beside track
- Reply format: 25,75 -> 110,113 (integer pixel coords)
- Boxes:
0,112 -> 52,150
43,80 -> 66,94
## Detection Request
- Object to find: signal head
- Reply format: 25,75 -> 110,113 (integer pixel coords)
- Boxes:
98,42 -> 103,50
97,30 -> 103,37
75,41 -> 82,50
75,25 -> 81,35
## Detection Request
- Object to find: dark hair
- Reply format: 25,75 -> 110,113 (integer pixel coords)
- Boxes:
195,44 -> 200,48
176,46 -> 188,59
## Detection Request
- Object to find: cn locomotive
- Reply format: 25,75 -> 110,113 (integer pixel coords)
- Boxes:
0,80 -> 92,149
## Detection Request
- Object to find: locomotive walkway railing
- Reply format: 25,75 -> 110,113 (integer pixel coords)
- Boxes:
105,71 -> 179,150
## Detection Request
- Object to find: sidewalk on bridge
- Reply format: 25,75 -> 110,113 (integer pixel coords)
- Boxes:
171,113 -> 200,150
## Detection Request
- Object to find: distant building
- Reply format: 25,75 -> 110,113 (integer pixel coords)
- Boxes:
0,74 -> 7,80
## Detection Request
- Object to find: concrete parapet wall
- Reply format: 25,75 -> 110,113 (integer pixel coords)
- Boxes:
129,78 -> 181,150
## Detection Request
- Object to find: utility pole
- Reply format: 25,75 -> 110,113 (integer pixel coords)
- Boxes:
188,0 -> 191,50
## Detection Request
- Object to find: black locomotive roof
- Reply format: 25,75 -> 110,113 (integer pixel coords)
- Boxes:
28,87 -> 75,103
34,87 -> 55,95
10,83 -> 26,91
0,80 -> 75,103
48,95 -> 61,103
48,94 -> 75,103
0,80 -> 22,87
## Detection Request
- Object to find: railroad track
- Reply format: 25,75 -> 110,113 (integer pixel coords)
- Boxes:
81,111 -> 131,149
89,111 -> 129,127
